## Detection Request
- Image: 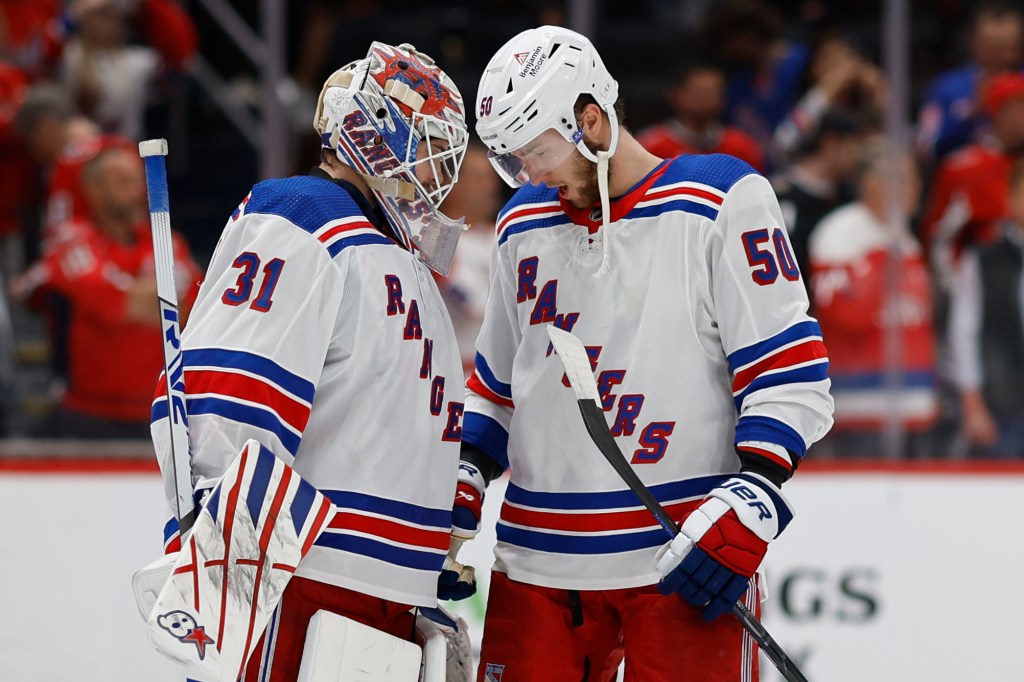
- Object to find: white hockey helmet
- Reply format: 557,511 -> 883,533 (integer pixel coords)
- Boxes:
314,42 -> 468,275
475,25 -> 620,188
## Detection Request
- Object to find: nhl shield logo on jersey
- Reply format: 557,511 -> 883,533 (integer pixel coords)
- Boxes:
484,663 -> 506,681
156,610 -> 215,660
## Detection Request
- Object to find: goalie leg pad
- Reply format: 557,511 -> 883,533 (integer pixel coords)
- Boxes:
297,610 -> 421,682
146,439 -> 334,680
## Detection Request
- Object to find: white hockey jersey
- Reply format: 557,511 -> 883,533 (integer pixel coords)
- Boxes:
464,154 -> 834,590
151,174 -> 464,607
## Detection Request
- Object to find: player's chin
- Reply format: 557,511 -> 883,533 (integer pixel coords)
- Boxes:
559,186 -> 587,209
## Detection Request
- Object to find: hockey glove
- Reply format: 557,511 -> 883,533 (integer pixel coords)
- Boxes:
655,473 -> 793,621
437,538 -> 477,601
451,462 -> 486,541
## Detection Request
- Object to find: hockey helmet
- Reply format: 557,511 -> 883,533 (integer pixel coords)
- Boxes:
475,25 -> 620,188
314,42 -> 468,275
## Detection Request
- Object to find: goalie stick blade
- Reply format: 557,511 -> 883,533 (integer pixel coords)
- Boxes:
547,325 -> 810,682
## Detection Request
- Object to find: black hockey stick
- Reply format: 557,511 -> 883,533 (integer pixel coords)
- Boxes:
546,325 -> 809,682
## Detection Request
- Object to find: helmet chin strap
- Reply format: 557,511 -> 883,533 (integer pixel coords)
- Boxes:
576,107 -> 619,278
593,149 -> 613,277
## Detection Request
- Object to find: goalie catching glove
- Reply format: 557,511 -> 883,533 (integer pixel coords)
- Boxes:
655,473 -> 793,620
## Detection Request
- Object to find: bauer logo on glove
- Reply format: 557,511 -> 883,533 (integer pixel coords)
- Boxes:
655,473 -> 794,620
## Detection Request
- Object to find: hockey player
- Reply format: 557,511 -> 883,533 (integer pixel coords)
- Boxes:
453,26 -> 834,681
150,42 -> 471,681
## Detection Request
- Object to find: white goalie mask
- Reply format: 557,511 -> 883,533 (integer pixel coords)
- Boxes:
475,25 -> 620,188
314,42 -> 469,275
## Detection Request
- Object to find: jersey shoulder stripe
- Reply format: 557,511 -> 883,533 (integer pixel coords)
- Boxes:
496,184 -> 569,245
622,154 -> 750,222
629,178 -> 728,221
242,176 -> 394,257
655,153 -> 758,195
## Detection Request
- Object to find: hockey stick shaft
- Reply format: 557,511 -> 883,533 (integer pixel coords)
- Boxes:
140,139 -> 197,535
546,325 -> 809,682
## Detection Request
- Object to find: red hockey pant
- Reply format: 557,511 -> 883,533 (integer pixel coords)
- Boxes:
477,571 -> 759,682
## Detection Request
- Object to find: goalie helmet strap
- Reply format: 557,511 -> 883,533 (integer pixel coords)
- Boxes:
383,79 -> 425,113
363,172 -> 418,201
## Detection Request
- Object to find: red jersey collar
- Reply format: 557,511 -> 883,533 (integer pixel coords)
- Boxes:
560,159 -> 671,233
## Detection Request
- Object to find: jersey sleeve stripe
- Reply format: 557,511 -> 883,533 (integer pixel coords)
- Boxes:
460,412 -> 510,470
467,373 -> 514,408
732,363 -> 830,411
735,415 -> 807,458
179,369 -> 311,434
735,443 -> 794,472
163,516 -> 181,554
731,338 -> 828,393
183,397 -> 302,456
184,348 -> 315,403
471,352 -> 512,399
727,321 -> 824,372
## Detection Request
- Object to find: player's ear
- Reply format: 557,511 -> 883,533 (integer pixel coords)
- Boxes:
578,102 -> 604,142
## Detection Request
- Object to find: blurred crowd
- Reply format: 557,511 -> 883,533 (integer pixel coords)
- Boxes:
2,0 -> 1023,459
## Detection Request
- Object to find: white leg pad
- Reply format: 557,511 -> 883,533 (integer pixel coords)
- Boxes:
297,610 -> 422,682
416,616 -> 447,682
415,607 -> 473,682
132,552 -> 177,621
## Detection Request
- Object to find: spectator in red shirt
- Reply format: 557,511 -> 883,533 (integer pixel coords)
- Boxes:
637,58 -> 765,172
14,84 -> 133,250
0,0 -> 63,81
920,72 -> 1024,290
12,146 -> 200,438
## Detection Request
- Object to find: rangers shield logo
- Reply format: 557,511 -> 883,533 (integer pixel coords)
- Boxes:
485,663 -> 506,681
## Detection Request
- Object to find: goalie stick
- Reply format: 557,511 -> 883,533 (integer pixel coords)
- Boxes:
545,325 -> 810,682
140,138 -> 197,535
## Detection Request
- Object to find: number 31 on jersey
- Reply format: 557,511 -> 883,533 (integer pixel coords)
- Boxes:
222,252 -> 286,312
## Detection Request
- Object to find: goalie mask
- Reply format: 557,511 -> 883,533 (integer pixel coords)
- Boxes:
314,42 -> 468,275
475,25 -> 620,188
